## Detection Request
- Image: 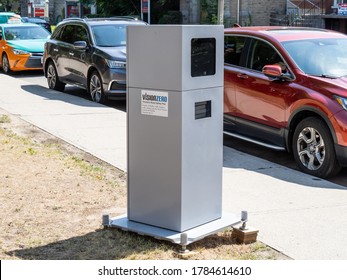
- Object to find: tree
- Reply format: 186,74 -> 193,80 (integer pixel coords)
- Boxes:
201,0 -> 218,24
0,0 -> 19,12
82,0 -> 179,23
79,0 -> 140,16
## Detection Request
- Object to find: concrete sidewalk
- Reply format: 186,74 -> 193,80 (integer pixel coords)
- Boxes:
1,73 -> 347,260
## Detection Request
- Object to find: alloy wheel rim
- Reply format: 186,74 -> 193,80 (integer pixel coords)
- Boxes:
47,65 -> 56,88
90,75 -> 101,102
297,127 -> 325,170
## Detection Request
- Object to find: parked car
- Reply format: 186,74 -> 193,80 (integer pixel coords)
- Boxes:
224,26 -> 347,178
22,17 -> 51,33
0,12 -> 22,24
0,22 -> 51,73
43,17 -> 147,103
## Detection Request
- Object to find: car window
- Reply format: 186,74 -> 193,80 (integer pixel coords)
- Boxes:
283,38 -> 347,77
91,24 -> 127,47
74,25 -> 89,43
4,27 -> 23,40
224,35 -> 246,66
51,24 -> 64,40
59,24 -> 75,44
3,26 -> 49,40
56,24 -> 89,44
250,40 -> 284,71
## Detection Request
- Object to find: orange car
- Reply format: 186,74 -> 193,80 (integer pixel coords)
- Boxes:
0,22 -> 50,73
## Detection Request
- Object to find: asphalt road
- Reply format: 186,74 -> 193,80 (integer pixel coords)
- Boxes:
14,70 -> 347,188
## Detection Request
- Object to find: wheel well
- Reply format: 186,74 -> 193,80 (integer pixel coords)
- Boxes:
44,58 -> 53,77
1,52 -> 8,62
87,67 -> 98,83
287,110 -> 336,153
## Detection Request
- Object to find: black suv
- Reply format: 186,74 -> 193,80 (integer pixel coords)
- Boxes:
43,17 -> 147,103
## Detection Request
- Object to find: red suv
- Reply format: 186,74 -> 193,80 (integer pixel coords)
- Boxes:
224,26 -> 347,178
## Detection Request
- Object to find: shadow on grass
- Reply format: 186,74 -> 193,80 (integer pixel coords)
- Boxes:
6,228 -> 174,260
6,228 -> 245,260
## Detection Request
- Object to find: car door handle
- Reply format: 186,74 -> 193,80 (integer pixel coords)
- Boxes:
237,73 -> 249,79
53,48 -> 59,52
69,52 -> 74,56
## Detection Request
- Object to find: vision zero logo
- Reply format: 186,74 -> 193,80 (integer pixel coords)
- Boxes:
141,90 -> 168,117
142,92 -> 168,102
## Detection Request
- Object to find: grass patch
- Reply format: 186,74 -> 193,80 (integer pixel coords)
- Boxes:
0,114 -> 11,123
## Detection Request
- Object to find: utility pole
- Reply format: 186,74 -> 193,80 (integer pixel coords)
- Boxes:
217,0 -> 224,25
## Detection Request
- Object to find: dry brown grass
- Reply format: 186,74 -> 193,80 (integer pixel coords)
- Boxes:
0,110 -> 289,260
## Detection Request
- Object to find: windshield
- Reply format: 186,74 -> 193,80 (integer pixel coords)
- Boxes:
282,38 -> 347,78
91,25 -> 126,47
4,25 -> 50,40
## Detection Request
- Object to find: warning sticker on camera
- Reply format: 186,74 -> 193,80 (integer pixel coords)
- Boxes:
141,90 -> 168,117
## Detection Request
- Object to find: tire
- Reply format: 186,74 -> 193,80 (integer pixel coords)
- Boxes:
89,71 -> 106,104
46,61 -> 65,91
2,53 -> 11,74
292,117 -> 341,178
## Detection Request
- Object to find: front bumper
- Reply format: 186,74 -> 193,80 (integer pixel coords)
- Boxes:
335,144 -> 347,167
331,110 -> 347,166
102,68 -> 126,100
10,53 -> 43,71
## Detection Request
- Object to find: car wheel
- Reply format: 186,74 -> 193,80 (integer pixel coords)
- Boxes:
292,117 -> 341,178
2,53 -> 11,74
89,71 -> 106,104
46,62 -> 65,91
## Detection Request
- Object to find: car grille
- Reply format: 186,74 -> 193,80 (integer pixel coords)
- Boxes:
24,53 -> 43,68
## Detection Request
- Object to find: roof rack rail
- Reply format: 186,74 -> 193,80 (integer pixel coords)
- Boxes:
110,16 -> 140,20
60,16 -> 143,25
83,16 -> 140,21
62,17 -> 85,22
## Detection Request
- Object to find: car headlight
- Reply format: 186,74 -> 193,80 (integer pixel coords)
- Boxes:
12,49 -> 31,55
105,59 -> 126,69
335,95 -> 347,110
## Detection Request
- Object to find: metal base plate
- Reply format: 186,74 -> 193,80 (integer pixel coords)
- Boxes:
109,212 -> 241,245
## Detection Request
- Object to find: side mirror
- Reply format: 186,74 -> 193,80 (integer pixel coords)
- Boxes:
262,64 -> 282,77
73,41 -> 88,50
263,64 -> 293,81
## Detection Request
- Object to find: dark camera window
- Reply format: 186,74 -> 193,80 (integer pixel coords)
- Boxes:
191,38 -> 216,77
195,100 -> 211,119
